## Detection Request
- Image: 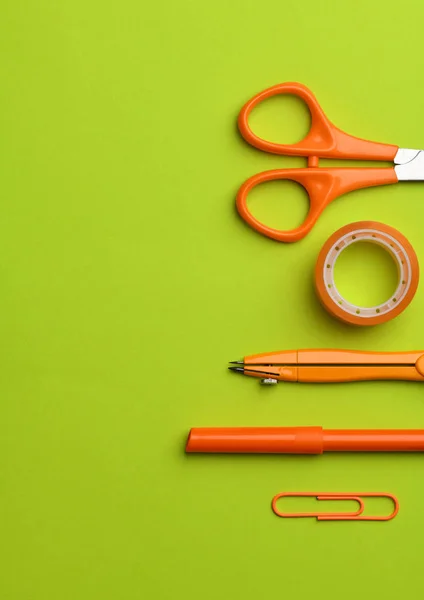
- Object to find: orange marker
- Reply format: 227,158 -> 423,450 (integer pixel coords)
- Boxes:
229,348 -> 424,384
237,82 -> 424,242
186,427 -> 424,454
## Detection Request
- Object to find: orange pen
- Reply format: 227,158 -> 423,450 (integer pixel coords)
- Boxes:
228,348 -> 424,385
186,427 -> 424,454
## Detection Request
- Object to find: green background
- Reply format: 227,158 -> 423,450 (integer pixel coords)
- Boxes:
1,0 -> 424,598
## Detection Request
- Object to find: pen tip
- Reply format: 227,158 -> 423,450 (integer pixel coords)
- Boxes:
229,360 -> 243,364
228,366 -> 244,374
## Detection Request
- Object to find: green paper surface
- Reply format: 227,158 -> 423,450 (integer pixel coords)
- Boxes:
1,1 -> 424,598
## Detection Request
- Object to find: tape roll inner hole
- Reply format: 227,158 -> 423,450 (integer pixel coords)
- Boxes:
334,242 -> 399,307
323,229 -> 411,318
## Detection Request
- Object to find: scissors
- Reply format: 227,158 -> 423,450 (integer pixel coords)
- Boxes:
237,82 -> 424,242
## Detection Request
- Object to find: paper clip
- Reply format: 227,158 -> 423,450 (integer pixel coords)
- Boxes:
272,492 -> 399,521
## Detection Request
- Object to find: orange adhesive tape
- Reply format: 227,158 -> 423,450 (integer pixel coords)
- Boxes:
315,221 -> 419,326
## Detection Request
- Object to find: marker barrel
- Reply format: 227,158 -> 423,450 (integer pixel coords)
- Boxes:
186,427 -> 424,454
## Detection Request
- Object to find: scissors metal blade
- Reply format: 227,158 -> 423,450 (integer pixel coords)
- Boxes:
394,148 -> 424,180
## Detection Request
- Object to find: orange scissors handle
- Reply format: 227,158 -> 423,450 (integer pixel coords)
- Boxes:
238,82 -> 398,160
237,82 -> 399,242
236,167 -> 397,243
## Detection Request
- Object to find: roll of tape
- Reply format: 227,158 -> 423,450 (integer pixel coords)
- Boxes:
315,221 -> 419,326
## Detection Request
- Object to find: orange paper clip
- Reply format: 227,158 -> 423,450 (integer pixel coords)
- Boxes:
272,492 -> 399,521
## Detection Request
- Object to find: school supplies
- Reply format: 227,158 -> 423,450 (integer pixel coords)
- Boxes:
185,81 -> 423,521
